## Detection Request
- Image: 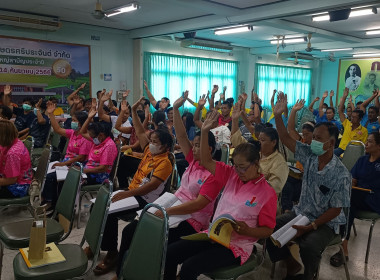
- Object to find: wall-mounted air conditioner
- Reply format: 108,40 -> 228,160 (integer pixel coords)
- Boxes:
0,11 -> 61,31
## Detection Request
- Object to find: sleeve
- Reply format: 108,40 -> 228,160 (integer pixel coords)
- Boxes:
362,128 -> 368,143
79,139 -> 93,155
155,101 -> 160,110
99,142 -> 117,166
258,191 -> 277,228
294,141 -> 313,166
185,149 -> 194,164
231,129 -> 247,147
110,116 -> 117,127
214,161 -> 234,188
201,107 -> 207,120
313,109 -> 318,117
152,158 -> 173,182
199,175 -> 223,202
342,118 -> 349,129
187,126 -> 196,141
4,153 -> 21,178
329,172 -> 352,208
265,158 -> 289,195
65,129 -> 74,139
350,156 -> 363,179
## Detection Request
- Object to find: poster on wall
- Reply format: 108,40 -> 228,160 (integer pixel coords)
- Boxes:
337,58 -> 380,104
0,36 -> 91,105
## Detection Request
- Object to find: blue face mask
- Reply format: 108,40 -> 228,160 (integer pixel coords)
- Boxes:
310,140 -> 327,156
33,108 -> 38,115
71,122 -> 79,130
93,137 -> 101,145
22,104 -> 32,111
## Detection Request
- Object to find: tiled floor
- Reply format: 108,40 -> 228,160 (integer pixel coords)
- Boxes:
1,204 -> 379,280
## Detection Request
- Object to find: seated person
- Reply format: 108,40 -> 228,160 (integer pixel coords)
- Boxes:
359,90 -> 380,133
280,99 -> 314,213
330,132 -> 380,267
318,91 -> 342,131
0,120 -> 32,198
268,90 -> 289,128
164,110 -> 277,279
42,102 -> 92,206
28,99 -> 51,148
10,97 -> 36,137
144,80 -> 170,112
88,97 -> 173,275
49,97 -> 64,116
308,96 -> 327,121
268,92 -> 351,280
111,93 -> 222,279
335,88 -> 368,157
0,105 -> 12,120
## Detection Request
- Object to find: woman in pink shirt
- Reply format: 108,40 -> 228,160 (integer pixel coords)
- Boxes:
42,102 -> 93,206
0,120 -> 32,198
164,110 -> 277,280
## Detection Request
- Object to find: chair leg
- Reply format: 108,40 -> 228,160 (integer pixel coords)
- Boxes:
270,262 -> 276,279
77,192 -> 84,229
0,242 -> 3,280
340,245 -> 350,280
365,220 -> 376,264
352,222 -> 357,237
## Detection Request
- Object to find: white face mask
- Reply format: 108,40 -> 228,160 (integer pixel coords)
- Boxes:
104,100 -> 109,106
149,143 -> 162,155
322,108 -> 327,113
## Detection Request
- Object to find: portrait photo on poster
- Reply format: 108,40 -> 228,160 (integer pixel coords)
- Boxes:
345,63 -> 361,91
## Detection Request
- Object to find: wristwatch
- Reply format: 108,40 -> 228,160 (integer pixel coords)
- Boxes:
311,221 -> 318,230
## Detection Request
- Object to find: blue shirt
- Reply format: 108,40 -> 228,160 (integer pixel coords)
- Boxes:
293,141 -> 351,233
316,115 -> 343,131
351,155 -> 380,214
269,115 -> 288,128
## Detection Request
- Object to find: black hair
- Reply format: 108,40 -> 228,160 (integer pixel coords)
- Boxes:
302,122 -> 315,133
144,99 -> 151,106
152,128 -> 173,151
226,97 -> 234,105
103,105 -> 110,114
232,143 -> 260,163
96,90 -> 102,98
49,97 -> 58,102
371,132 -> 380,145
182,112 -> 195,134
39,100 -> 47,110
112,100 -> 117,107
194,130 -> 219,158
323,103 -> 328,108
326,107 -> 335,114
264,122 -> 273,128
356,101 -> 363,106
254,123 -> 266,135
85,98 -> 92,104
222,101 -> 232,109
315,122 -> 339,144
353,109 -> 364,120
22,97 -> 35,106
368,106 -> 379,115
162,97 -> 171,107
136,110 -> 145,123
261,127 -> 280,151
345,64 -> 361,80
215,101 -> 219,106
88,121 -> 112,138
0,105 -> 12,120
153,110 -> 166,126
166,107 -> 173,113
74,111 -> 88,126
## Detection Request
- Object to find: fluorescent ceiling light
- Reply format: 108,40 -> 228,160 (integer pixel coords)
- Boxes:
366,29 -> 380,35
188,45 -> 232,53
312,14 -> 330,21
312,7 -> 377,21
214,25 -> 253,35
105,3 -> 139,17
321,48 -> 353,52
353,53 -> 380,58
270,38 -> 306,44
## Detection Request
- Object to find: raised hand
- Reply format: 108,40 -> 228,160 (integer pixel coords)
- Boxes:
88,107 -> 97,119
123,90 -> 130,99
120,100 -> 128,112
198,94 -> 207,107
73,95 -> 80,104
101,90 -> 113,102
251,86 -> 255,94
35,98 -> 43,109
373,89 -> 379,97
314,97 -> 320,102
143,80 -> 149,91
348,95 -> 353,103
293,99 -> 305,111
79,83 -> 86,90
253,92 -> 259,103
232,100 -> 242,120
202,110 -> 219,131
322,91 -> 328,98
343,87 -> 349,98
223,86 -> 227,93
3,84 -> 11,95
330,90 -> 334,97
212,85 -> 219,95
91,98 -> 97,109
173,91 -> 188,109
272,89 -> 277,97
132,97 -> 145,111
46,101 -> 56,114
273,92 -> 288,117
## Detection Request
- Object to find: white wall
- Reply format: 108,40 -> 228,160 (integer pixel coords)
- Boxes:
0,22 -> 133,100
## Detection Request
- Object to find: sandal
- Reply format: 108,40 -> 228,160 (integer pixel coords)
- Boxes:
330,251 -> 349,267
93,252 -> 119,275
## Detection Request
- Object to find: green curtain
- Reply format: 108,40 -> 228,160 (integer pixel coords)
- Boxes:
255,63 -> 312,108
143,52 -> 239,112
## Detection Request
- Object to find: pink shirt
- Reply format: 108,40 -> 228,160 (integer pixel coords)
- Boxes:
65,129 -> 93,160
211,162 -> 277,264
175,150 -> 222,232
85,137 -> 117,173
0,139 -> 32,185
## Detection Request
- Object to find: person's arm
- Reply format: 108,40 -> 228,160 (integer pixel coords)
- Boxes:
98,90 -> 112,122
221,86 -> 226,102
142,104 -> 150,131
308,97 -> 320,113
200,110 -> 219,175
186,96 -> 196,106
143,80 -> 157,108
193,96 -> 206,129
2,85 -> 12,110
252,92 -> 261,123
79,106 -> 97,141
114,101 -> 133,134
231,99 -> 242,136
0,176 -> 17,186
53,154 -> 86,168
132,97 -> 150,150
34,99 -> 46,125
360,89 -> 378,112
46,101 -> 66,137
338,88 -> 349,123
172,91 -> 192,157
288,100 -> 304,141
375,90 -> 380,109
270,89 -> 276,108
274,92 -> 296,153
329,90 -> 334,108
319,91 -> 328,118
240,111 -> 255,135
166,195 -> 211,216
67,83 -> 86,106
209,85 -> 218,110
83,164 -> 109,174
348,95 -> 355,112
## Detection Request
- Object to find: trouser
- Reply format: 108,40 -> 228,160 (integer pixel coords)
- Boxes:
267,211 -> 336,280
0,186 -> 16,198
116,220 -> 196,276
164,240 -> 240,280
100,196 -> 147,252
281,176 -> 302,212
42,172 -> 59,204
116,155 -> 141,189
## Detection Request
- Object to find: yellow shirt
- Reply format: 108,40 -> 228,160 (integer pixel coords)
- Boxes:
339,119 -> 368,150
193,102 -> 208,120
53,107 -> 64,116
217,107 -> 250,116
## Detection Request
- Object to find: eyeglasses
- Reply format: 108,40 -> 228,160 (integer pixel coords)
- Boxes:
233,164 -> 252,174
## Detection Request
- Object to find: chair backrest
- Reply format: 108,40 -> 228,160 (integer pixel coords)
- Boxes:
50,131 -> 61,149
60,139 -> 69,161
34,145 -> 52,191
162,153 -> 176,194
23,136 -> 34,156
109,142 -> 123,183
54,162 -> 83,222
122,204 -> 169,280
284,145 -> 296,165
83,182 -> 112,260
341,140 -> 365,171
220,144 -> 230,165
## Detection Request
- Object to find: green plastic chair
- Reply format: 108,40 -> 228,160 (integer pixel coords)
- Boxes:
22,136 -> 34,156
12,182 -> 112,280
220,144 -> 230,165
0,163 -> 83,278
120,203 -> 169,280
341,140 -> 365,171
204,241 -> 266,280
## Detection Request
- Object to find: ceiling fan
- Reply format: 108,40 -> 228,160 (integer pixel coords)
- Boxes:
305,33 -> 313,52
92,0 -> 106,20
328,52 -> 336,62
293,52 -> 299,65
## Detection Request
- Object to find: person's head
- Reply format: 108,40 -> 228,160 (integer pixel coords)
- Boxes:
121,104 -> 131,123
166,107 -> 174,122
22,98 -> 34,112
351,109 -> 364,126
0,105 -> 12,120
136,110 -> 145,123
96,90 -> 102,99
258,127 -> 279,157
143,98 -> 150,107
301,121 -> 315,145
231,143 -> 261,182
159,97 -> 170,110
369,73 -> 377,84
365,132 -> 380,155
84,98 -> 92,112
75,97 -> 85,111
136,103 -> 144,111
368,106 -> 379,122
346,106 -> 352,119
182,112 -> 195,132
0,119 -> 18,147
192,131 -> 218,161
322,103 -> 328,112
49,97 -> 58,105
205,110 -> 219,129
355,101 -> 363,110
150,128 -> 173,155
326,107 -> 335,121
87,122 -> 112,145
226,98 -> 234,106
311,122 -> 339,156
153,110 -> 166,127
71,111 -> 88,130
348,64 -> 360,77
38,100 -> 47,113
221,101 -> 232,118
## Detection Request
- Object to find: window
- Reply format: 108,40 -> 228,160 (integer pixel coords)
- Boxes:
255,64 -> 312,108
143,52 -> 239,111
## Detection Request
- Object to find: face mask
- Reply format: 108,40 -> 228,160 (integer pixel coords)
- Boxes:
149,143 -> 162,155
322,108 -> 327,113
23,104 -> 32,111
112,127 -> 119,135
310,140 -> 327,156
93,137 -> 101,145
71,122 -> 79,130
104,100 -> 109,106
33,108 -> 38,115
